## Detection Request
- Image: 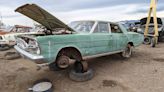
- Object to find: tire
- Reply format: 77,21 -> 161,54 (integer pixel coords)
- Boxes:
4,52 -> 21,60
150,38 -> 156,47
121,44 -> 133,58
69,68 -> 94,82
143,37 -> 151,45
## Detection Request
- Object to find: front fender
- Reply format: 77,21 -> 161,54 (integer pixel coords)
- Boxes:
39,41 -> 82,64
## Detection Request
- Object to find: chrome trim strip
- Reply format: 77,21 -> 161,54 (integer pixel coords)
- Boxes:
83,50 -> 123,60
14,45 -> 44,60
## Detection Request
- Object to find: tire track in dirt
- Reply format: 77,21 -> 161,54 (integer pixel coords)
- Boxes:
101,78 -> 137,92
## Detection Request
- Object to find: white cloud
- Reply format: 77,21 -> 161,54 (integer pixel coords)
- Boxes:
0,3 -> 164,27
0,5 -> 34,26
54,4 -> 164,23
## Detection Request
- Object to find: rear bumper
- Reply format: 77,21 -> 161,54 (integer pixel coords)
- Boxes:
14,45 -> 46,64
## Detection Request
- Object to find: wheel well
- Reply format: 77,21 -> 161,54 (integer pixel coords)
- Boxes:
57,47 -> 82,61
128,42 -> 134,46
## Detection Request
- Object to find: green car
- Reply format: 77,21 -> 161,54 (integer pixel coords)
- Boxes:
14,4 -> 143,81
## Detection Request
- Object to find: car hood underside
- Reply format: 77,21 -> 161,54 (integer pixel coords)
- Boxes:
15,4 -> 74,32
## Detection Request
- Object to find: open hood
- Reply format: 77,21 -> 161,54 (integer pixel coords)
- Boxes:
15,4 -> 74,32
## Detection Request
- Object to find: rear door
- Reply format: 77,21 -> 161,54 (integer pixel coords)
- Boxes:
110,23 -> 128,51
89,22 -> 113,55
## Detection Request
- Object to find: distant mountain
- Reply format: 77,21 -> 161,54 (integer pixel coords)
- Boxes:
119,20 -> 140,24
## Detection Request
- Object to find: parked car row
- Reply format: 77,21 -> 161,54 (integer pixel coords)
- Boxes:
138,17 -> 164,45
120,17 -> 164,47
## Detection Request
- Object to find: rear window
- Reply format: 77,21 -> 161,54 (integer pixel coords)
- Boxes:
94,22 -> 109,33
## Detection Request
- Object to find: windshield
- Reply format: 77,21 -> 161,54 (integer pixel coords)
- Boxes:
69,21 -> 95,33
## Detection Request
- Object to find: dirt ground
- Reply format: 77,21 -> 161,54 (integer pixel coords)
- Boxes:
0,43 -> 164,92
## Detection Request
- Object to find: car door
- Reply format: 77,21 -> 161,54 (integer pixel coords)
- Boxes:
110,23 -> 128,51
89,22 -> 113,55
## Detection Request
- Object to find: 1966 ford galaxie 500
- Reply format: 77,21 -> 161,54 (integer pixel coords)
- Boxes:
14,4 -> 143,81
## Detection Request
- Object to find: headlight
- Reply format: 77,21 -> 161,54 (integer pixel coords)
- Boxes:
36,47 -> 41,55
28,40 -> 41,55
17,37 -> 41,55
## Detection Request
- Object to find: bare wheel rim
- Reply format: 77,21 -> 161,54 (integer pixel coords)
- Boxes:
56,55 -> 69,69
122,45 -> 132,58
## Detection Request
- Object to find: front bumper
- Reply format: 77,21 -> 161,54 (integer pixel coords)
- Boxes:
0,41 -> 8,45
14,45 -> 46,64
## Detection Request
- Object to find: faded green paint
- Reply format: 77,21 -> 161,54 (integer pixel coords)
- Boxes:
15,4 -> 144,64
36,24 -> 144,63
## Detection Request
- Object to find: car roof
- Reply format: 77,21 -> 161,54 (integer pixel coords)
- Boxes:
70,20 -> 117,24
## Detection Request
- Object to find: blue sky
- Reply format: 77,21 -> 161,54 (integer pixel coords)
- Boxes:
0,0 -> 164,26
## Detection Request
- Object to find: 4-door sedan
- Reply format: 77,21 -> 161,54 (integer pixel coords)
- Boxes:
14,4 -> 143,81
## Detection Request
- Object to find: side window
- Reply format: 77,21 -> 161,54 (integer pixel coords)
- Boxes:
94,22 -> 109,33
110,24 -> 122,33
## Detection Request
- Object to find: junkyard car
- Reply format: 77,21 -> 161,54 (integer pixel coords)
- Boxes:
14,4 -> 143,81
0,25 -> 32,47
0,32 -> 43,47
138,17 -> 164,45
0,25 -> 44,49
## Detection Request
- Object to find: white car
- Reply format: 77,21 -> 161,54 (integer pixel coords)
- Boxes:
0,32 -> 44,47
0,33 -> 16,46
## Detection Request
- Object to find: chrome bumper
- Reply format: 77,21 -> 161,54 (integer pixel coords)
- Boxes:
14,45 -> 45,63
